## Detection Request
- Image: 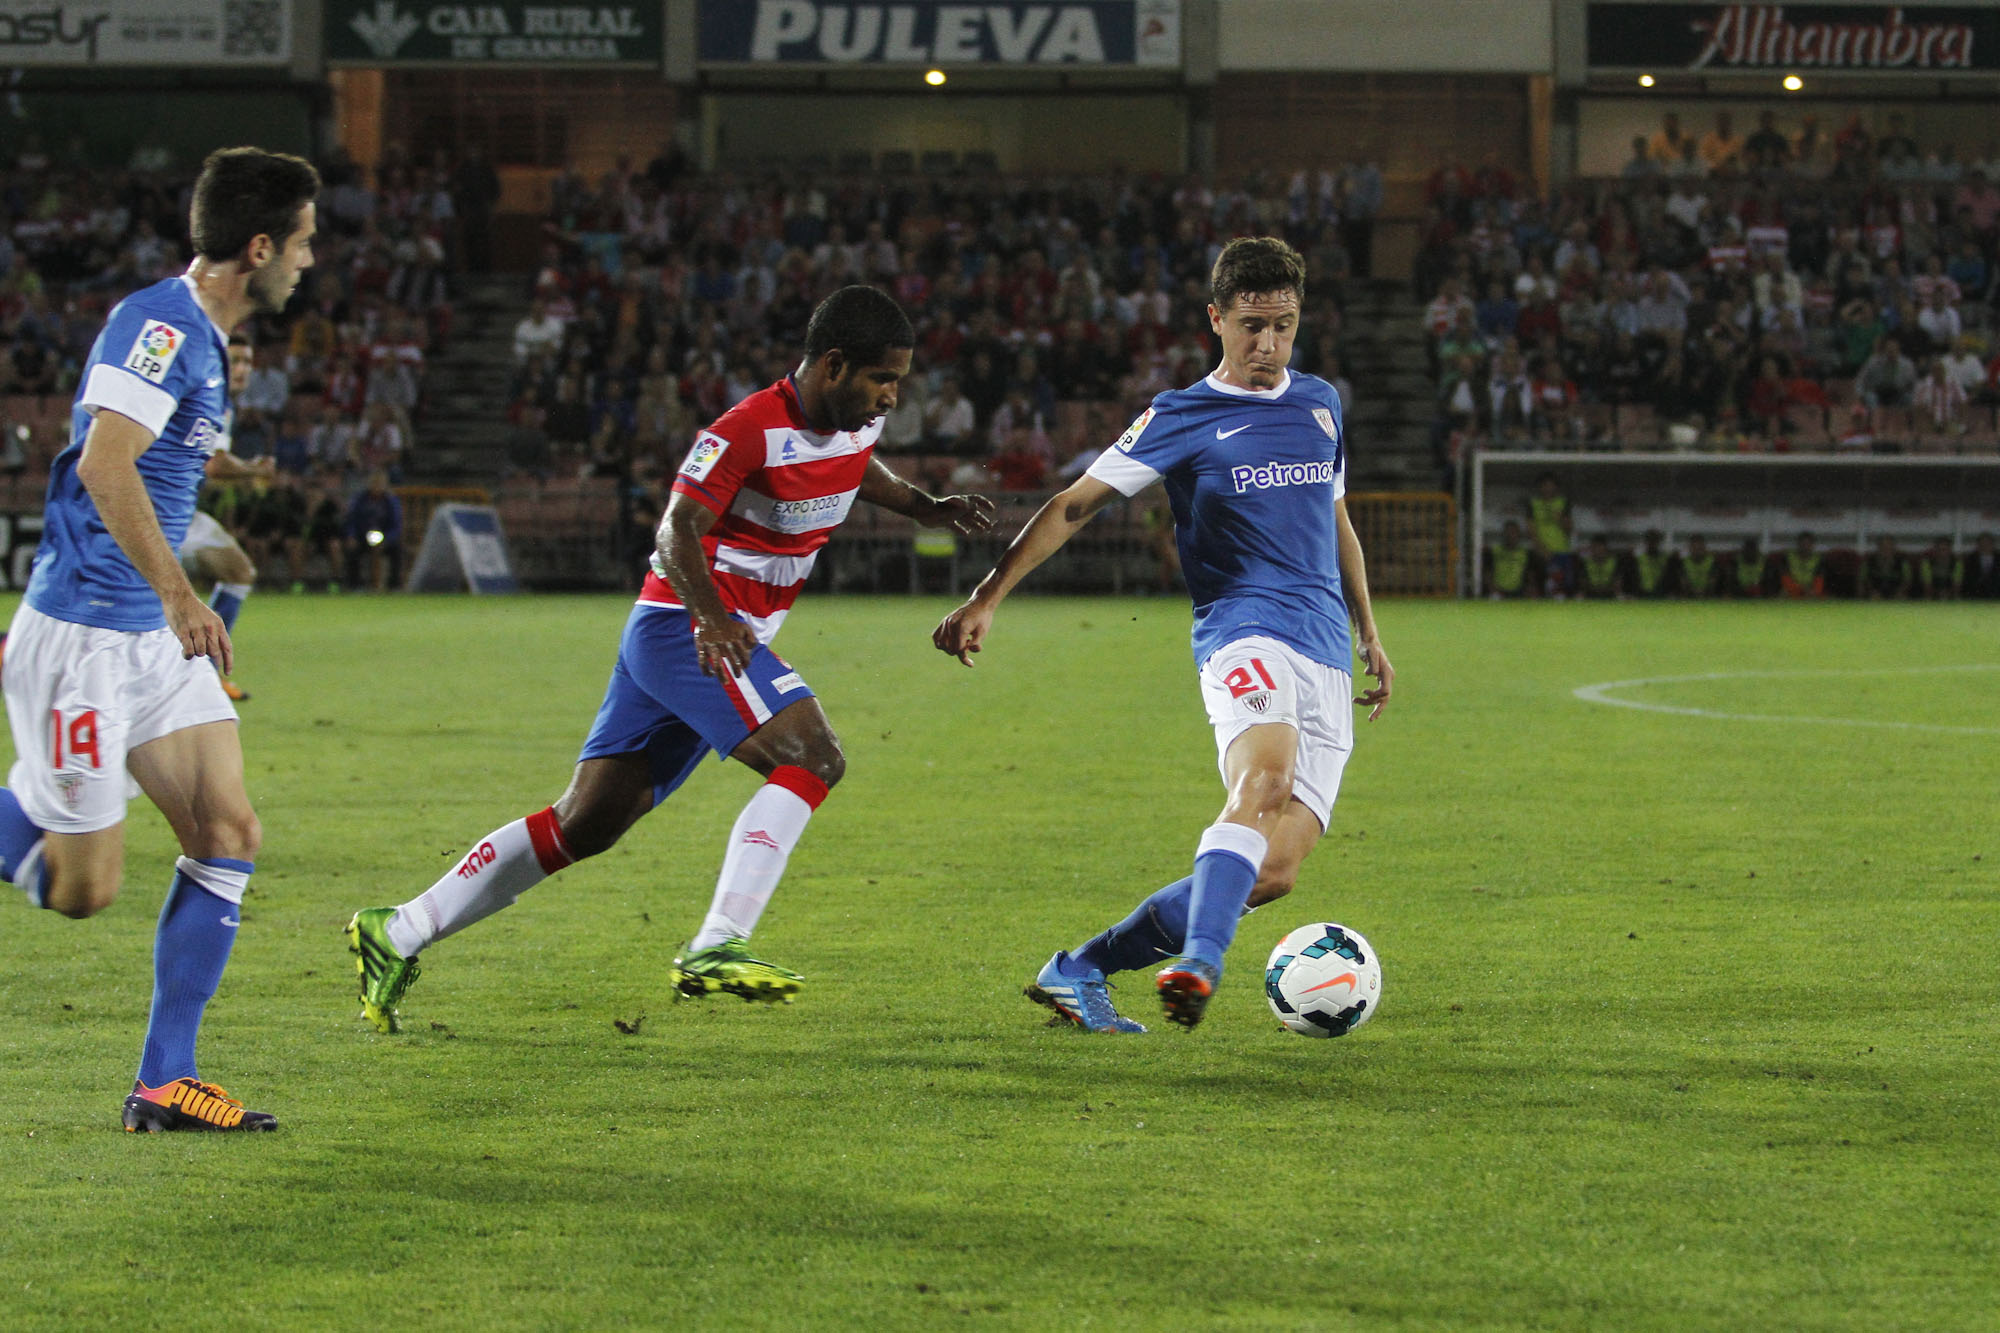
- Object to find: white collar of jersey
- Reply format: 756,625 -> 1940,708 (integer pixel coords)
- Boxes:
1204,369 -> 1292,399
177,271 -> 232,345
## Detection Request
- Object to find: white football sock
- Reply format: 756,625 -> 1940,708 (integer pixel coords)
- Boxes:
688,767 -> 826,951
387,807 -> 574,957
12,838 -> 47,909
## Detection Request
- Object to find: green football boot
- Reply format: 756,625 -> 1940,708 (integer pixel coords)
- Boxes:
346,907 -> 422,1033
670,938 -> 804,1004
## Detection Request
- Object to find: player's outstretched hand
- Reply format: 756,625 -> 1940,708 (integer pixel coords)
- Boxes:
693,614 -> 757,679
167,590 -> 233,676
933,600 -> 993,667
931,493 -> 998,535
1355,637 -> 1393,721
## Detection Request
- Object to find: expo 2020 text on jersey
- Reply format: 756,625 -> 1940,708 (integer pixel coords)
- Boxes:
639,374 -> 885,644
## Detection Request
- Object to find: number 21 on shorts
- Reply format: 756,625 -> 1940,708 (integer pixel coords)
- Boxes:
51,709 -> 101,769
1224,659 -> 1277,700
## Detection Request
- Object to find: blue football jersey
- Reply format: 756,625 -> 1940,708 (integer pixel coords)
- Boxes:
1087,370 -> 1351,670
27,276 -> 231,631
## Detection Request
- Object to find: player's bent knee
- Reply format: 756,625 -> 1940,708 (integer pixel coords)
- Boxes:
560,820 -> 621,860
1248,874 -> 1296,908
550,804 -> 635,860
192,810 -> 262,862
805,746 -> 846,790
1225,767 -> 1296,820
45,877 -> 119,919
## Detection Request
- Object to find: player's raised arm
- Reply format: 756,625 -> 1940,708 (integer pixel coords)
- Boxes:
75,408 -> 230,672
1335,496 -> 1393,720
933,474 -> 1122,666
655,489 -> 757,679
857,455 -> 997,533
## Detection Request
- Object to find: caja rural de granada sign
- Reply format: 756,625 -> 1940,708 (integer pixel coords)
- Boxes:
326,0 -> 660,64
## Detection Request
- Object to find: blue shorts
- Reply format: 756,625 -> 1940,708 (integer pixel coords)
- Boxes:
579,604 -> 817,803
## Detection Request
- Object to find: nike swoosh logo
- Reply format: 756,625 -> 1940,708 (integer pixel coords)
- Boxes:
1302,971 -> 1358,994
206,378 -> 222,388
1216,424 -> 1252,439
220,916 -> 240,927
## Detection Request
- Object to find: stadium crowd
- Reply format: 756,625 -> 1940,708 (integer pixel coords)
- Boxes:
10,118 -> 1999,596
1419,109 -> 2000,458
502,154 -> 1364,498
0,136 -> 472,585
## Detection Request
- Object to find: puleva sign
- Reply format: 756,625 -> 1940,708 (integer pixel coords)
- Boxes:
699,0 -> 1181,66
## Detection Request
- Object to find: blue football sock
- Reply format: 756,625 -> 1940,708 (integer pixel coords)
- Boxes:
137,859 -> 251,1088
208,582 -> 250,635
1073,877 -> 1192,976
0,787 -> 48,907
1181,824 -> 1269,970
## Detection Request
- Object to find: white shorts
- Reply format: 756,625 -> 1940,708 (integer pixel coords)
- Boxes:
178,510 -> 234,564
1198,635 -> 1354,831
3,603 -> 237,834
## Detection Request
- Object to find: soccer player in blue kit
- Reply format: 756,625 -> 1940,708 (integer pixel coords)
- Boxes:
0,148 -> 319,1128
934,237 -> 1394,1032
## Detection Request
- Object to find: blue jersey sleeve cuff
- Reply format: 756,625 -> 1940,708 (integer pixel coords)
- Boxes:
1084,448 -> 1162,497
79,364 -> 175,439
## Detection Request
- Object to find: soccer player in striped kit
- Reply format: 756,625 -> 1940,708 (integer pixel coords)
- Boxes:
348,286 -> 994,1030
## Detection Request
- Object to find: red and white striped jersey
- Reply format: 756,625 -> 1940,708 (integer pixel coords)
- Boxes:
642,376 -> 881,642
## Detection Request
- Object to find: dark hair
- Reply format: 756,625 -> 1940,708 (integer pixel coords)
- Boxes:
803,285 -> 914,367
190,147 -> 321,262
1209,236 -> 1306,312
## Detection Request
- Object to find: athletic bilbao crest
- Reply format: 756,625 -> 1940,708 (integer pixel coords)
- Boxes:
1243,691 -> 1272,715
1313,408 -> 1338,441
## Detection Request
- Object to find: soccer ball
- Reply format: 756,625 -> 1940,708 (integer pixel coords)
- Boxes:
1265,923 -> 1381,1037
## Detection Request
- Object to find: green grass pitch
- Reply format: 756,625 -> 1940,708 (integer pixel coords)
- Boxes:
0,592 -> 1995,1329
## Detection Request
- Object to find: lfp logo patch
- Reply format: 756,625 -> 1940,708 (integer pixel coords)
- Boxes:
123,320 -> 185,384
680,432 -> 728,482
1114,407 -> 1154,452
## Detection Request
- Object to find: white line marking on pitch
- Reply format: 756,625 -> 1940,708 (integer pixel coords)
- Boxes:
1572,664 -> 2000,736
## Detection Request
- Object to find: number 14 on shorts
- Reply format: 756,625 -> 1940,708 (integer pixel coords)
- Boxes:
51,709 -> 101,769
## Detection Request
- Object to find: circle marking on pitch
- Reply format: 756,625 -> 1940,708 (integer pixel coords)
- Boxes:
1571,664 -> 2000,736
